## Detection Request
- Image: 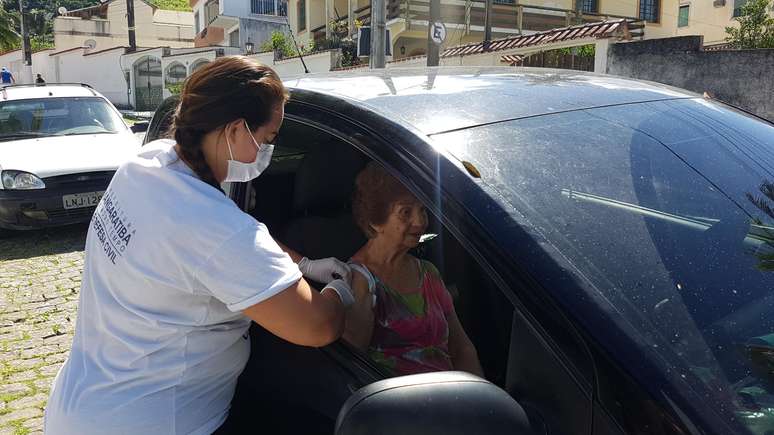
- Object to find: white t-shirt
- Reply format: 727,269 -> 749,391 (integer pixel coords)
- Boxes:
45,140 -> 302,435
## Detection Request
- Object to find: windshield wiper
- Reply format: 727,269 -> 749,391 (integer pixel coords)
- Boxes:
61,131 -> 117,136
0,131 -> 62,139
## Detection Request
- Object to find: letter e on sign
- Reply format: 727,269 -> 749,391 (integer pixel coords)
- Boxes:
431,22 -> 447,45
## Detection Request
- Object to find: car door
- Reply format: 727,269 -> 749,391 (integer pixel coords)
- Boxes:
273,90 -> 599,434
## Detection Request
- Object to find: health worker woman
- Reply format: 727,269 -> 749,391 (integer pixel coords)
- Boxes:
44,56 -> 354,435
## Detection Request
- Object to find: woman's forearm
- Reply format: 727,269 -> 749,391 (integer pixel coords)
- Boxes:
452,347 -> 484,377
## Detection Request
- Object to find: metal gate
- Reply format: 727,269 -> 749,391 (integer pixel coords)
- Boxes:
133,56 -> 163,111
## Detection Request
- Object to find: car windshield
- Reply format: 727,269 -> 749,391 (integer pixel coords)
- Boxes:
0,97 -> 125,141
433,98 -> 774,433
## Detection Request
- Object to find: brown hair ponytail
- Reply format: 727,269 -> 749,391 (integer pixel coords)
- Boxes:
170,56 -> 289,191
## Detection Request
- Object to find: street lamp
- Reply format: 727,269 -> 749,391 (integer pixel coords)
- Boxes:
245,38 -> 254,55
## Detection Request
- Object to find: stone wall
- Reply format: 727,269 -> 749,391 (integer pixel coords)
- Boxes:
606,36 -> 774,122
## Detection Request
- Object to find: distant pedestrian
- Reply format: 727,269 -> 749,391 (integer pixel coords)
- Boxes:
35,74 -> 45,84
0,67 -> 14,85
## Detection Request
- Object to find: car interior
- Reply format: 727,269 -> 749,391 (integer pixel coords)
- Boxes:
223,118 -> 516,433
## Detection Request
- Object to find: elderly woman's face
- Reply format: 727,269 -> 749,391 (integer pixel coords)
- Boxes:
371,195 -> 428,249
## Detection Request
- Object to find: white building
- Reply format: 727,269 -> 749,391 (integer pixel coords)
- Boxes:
191,0 -> 290,51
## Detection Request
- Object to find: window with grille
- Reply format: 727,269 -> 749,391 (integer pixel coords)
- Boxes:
639,0 -> 660,22
204,0 -> 219,25
298,0 -> 306,31
733,0 -> 748,17
581,0 -> 598,13
230,29 -> 240,47
678,4 -> 689,26
251,0 -> 275,15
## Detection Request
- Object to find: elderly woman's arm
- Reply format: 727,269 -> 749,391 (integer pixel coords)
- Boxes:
342,271 -> 375,350
447,309 -> 484,377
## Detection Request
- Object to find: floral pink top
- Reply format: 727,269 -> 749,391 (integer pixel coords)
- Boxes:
355,259 -> 454,376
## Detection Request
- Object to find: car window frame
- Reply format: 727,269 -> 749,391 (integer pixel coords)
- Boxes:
276,90 -> 601,426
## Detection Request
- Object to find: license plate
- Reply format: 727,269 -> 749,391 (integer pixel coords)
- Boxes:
62,191 -> 104,210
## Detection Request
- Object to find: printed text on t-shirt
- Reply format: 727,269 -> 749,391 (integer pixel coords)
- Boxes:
91,190 -> 135,264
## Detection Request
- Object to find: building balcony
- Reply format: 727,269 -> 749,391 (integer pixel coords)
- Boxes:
194,25 -> 225,47
384,0 -> 642,35
250,0 -> 289,16
311,4 -> 371,42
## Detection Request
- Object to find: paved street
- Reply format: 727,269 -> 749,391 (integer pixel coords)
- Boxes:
0,225 -> 87,435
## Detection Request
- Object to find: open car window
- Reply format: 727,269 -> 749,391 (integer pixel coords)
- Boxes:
244,119 -> 515,385
433,98 -> 774,433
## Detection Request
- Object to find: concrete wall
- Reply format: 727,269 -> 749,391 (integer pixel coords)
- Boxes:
0,50 -> 54,84
239,18 -> 287,48
81,49 -> 130,107
248,49 -> 335,76
46,47 -> 130,107
607,36 -> 774,122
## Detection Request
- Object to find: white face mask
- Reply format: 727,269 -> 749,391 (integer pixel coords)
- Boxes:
223,120 -> 274,183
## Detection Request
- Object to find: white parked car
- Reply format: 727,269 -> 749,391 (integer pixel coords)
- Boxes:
0,83 -> 140,230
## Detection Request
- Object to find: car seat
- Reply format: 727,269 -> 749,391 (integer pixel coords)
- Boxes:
6,110 -> 33,132
279,141 -> 368,265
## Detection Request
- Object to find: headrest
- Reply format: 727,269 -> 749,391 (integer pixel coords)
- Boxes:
292,144 -> 367,213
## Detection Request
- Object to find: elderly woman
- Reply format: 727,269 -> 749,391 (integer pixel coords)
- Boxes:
344,162 -> 484,377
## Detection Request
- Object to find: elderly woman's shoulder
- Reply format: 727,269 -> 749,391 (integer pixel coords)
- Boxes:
417,258 -> 443,279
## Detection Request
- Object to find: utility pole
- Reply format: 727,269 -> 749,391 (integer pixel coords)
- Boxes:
18,0 -> 33,83
483,0 -> 492,51
426,0 -> 440,66
370,0 -> 386,68
126,0 -> 137,51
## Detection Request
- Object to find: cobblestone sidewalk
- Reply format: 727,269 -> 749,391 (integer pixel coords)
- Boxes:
0,224 -> 88,435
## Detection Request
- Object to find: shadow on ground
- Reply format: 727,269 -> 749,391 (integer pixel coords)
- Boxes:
0,223 -> 89,261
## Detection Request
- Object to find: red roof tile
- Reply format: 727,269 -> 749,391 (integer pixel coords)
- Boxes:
442,19 -> 636,59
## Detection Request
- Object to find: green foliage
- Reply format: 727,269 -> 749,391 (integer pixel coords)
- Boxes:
746,180 -> 774,271
339,38 -> 359,67
0,5 -> 19,51
146,0 -> 192,11
558,44 -> 595,58
165,82 -> 184,95
726,0 -> 774,49
260,31 -> 306,58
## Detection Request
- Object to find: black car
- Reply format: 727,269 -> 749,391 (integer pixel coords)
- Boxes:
144,67 -> 774,435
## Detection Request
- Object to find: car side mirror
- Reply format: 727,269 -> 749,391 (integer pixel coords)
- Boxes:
130,121 -> 149,133
335,371 -> 536,435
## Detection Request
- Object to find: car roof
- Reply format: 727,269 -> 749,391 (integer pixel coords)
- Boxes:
1,83 -> 101,102
285,66 -> 700,135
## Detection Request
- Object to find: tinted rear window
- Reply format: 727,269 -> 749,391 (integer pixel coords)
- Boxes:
433,98 -> 774,433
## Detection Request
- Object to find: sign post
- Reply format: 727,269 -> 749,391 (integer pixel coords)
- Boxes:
426,20 -> 445,66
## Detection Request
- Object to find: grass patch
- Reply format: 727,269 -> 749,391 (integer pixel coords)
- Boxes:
8,420 -> 30,435
147,0 -> 192,11
0,361 -> 14,380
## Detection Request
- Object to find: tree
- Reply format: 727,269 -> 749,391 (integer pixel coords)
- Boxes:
0,1 -> 20,51
726,0 -> 774,49
747,180 -> 774,272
